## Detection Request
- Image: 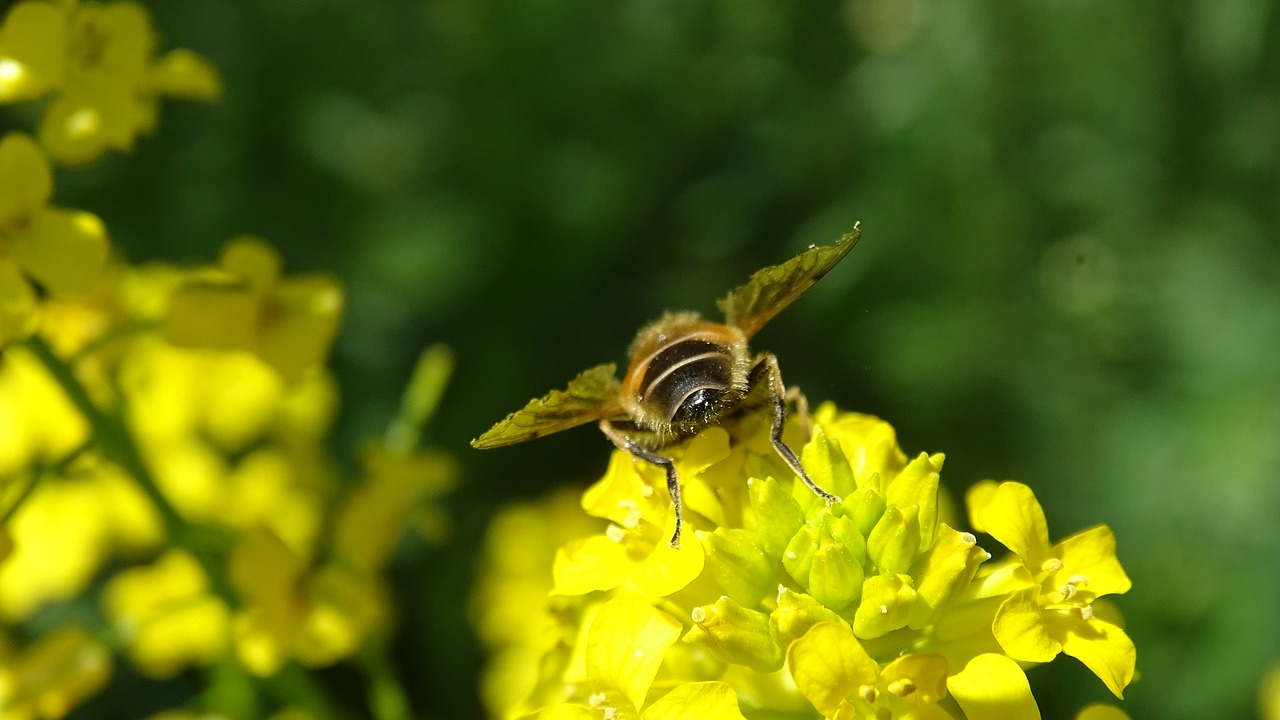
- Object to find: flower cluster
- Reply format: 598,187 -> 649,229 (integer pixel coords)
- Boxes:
475,404 -> 1137,719
0,4 -> 454,717
0,0 -> 221,165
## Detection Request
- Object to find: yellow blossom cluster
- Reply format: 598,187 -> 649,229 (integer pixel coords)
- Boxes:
473,405 -> 1137,720
0,4 -> 455,717
0,0 -> 221,165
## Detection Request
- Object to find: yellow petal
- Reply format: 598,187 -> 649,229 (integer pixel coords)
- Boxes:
151,48 -> 222,100
787,621 -> 878,717
13,207 -> 107,295
642,682 -> 747,720
252,273 -> 343,383
964,480 -> 999,533
0,259 -> 38,343
0,131 -> 52,218
552,535 -> 628,596
80,1 -> 155,83
0,1 -> 68,101
516,705 -> 600,720
220,235 -> 281,290
992,587 -> 1060,662
879,652 -> 949,707
38,77 -> 137,164
947,653 -> 1041,720
1053,526 -> 1132,598
585,593 -> 681,709
975,482 -> 1051,567
1076,704 -> 1131,720
629,532 -> 704,598
1058,616 -> 1136,698
162,274 -> 258,350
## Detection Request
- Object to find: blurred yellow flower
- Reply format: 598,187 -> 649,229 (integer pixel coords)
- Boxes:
229,527 -> 388,676
332,442 -> 458,570
0,458 -> 159,621
0,132 -> 107,344
1261,661 -> 1280,720
0,0 -> 222,164
102,549 -> 231,678
163,237 -> 344,384
0,625 -> 111,720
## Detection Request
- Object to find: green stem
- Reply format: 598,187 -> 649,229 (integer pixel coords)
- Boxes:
360,636 -> 412,720
23,334 -> 238,604
0,440 -> 92,525
262,663 -> 342,720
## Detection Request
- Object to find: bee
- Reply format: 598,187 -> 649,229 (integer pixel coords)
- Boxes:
472,225 -> 861,546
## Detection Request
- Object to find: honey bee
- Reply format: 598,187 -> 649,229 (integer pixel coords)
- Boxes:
472,225 -> 861,546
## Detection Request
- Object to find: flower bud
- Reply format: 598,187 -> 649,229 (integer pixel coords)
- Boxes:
884,453 -> 942,548
849,486 -> 886,538
769,587 -> 847,649
867,504 -> 921,574
699,528 -> 776,607
808,533 -> 865,612
799,425 -> 856,503
908,523 -> 990,628
853,573 -> 917,638
746,476 -> 804,559
684,596 -> 784,673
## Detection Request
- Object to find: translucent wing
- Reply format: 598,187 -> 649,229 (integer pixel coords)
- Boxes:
716,226 -> 860,338
471,363 -> 621,449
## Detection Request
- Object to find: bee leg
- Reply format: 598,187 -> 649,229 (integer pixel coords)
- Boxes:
599,419 -> 684,548
752,354 -> 841,506
785,385 -> 812,441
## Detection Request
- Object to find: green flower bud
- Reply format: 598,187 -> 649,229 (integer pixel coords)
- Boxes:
867,504 -> 921,574
824,513 -> 867,564
684,596 -> 784,673
808,531 -> 865,612
798,425 -> 856,504
745,476 -> 804,559
769,587 -> 848,650
908,523 -> 991,629
885,452 -> 942,548
698,528 -> 776,607
852,573 -> 917,639
849,486 -> 886,538
782,522 -> 819,587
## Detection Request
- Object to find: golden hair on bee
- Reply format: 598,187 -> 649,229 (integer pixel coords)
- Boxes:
472,226 -> 861,546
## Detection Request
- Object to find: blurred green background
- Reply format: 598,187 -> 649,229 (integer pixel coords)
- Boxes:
20,0 -> 1280,718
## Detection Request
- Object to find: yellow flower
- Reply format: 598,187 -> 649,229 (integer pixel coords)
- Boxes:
0,132 -> 107,344
472,487 -> 605,718
788,621 -> 955,719
0,0 -> 221,165
476,405 -> 1139,719
229,527 -> 388,676
102,549 -> 231,678
1261,661 -> 1280,720
0,625 -> 111,719
331,442 -> 458,570
162,236 -> 344,384
517,593 -> 748,720
0,457 -> 160,621
968,480 -> 1136,698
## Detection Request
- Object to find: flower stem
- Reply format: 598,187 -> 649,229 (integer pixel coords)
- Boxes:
360,636 -> 412,720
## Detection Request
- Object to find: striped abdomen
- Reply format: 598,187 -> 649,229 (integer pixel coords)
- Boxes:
620,312 -> 751,440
